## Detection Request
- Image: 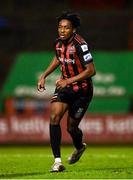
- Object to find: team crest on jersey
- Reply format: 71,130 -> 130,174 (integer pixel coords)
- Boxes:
81,44 -> 88,52
68,46 -> 75,54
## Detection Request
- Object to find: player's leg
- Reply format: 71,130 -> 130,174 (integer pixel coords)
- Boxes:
67,85 -> 93,164
67,116 -> 84,150
50,101 -> 68,157
50,101 -> 68,172
67,97 -> 90,164
67,115 -> 87,164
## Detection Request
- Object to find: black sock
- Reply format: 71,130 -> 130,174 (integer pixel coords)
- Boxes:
69,128 -> 83,150
50,124 -> 61,158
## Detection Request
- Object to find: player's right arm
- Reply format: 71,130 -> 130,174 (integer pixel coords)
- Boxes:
37,56 -> 60,92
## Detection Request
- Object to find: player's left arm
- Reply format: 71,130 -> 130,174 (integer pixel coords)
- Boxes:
66,62 -> 96,85
67,43 -> 96,84
56,62 -> 96,89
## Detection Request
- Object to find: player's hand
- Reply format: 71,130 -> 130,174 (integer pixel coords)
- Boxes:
56,79 -> 68,89
37,76 -> 46,92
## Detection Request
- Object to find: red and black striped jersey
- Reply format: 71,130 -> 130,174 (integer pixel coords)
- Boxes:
55,33 -> 93,90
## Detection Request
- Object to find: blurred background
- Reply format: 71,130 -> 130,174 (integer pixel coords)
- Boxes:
0,0 -> 133,144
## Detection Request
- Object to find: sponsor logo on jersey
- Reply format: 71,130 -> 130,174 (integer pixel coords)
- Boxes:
59,57 -> 75,64
81,44 -> 88,52
83,53 -> 92,62
56,47 -> 62,51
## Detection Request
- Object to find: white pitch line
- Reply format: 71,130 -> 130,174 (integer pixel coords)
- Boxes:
0,153 -> 130,159
0,154 -> 53,158
90,154 -> 130,158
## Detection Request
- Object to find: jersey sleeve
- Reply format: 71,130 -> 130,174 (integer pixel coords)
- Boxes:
76,43 -> 93,65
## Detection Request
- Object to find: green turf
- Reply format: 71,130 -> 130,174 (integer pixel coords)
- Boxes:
0,145 -> 133,179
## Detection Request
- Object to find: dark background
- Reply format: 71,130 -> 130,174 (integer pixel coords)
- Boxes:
0,0 -> 133,89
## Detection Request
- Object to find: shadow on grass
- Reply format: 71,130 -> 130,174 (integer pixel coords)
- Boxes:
0,171 -> 46,179
74,166 -> 133,173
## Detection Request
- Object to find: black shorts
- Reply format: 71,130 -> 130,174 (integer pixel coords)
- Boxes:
51,85 -> 93,120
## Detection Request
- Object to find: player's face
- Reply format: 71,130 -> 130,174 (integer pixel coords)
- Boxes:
58,19 -> 75,41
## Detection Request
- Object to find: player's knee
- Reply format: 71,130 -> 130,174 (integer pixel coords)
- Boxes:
50,113 -> 61,125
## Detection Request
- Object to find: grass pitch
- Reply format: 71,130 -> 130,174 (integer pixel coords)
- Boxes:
0,145 -> 133,179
